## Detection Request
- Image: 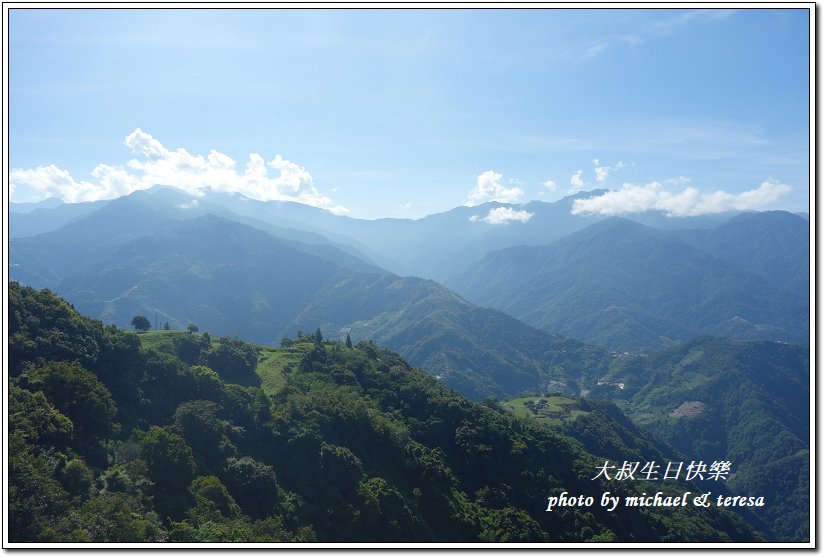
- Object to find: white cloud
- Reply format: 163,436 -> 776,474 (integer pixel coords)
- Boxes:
543,179 -> 557,192
570,179 -> 792,217
178,199 -> 200,209
593,159 -> 610,183
665,176 -> 692,185
10,128 -> 349,214
470,206 -> 534,225
10,164 -> 115,203
570,170 -> 585,190
465,170 -> 524,206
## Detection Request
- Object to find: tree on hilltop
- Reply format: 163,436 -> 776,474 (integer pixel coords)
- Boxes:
131,316 -> 151,332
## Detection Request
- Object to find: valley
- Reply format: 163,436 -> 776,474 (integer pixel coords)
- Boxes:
8,186 -> 811,543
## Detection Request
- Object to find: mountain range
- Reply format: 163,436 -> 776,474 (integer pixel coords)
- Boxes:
10,190 -> 606,400
8,184 -> 811,542
448,214 -> 808,351
10,186 -> 745,281
10,186 -> 810,395
12,281 -> 776,543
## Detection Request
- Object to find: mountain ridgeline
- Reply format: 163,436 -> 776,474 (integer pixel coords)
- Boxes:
590,336 -> 809,541
8,186 -> 810,542
10,190 -> 613,400
9,188 -> 809,399
448,216 -> 808,352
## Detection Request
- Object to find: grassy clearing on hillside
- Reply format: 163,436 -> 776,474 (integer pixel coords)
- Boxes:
136,329 -> 177,351
501,395 -> 590,426
137,330 -> 220,351
137,330 -> 307,395
256,347 -> 291,395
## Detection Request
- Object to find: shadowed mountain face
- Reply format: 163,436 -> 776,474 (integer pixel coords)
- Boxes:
10,187 -> 383,286
605,336 -> 810,542
10,188 -> 809,392
10,199 -> 109,237
11,198 -> 609,401
8,187 -> 810,542
449,217 -> 808,351
10,281 -> 774,543
10,185 -> 748,282
17,186 -> 725,281
671,210 -> 810,298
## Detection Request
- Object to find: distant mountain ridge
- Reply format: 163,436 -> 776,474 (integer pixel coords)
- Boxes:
11,185 -> 746,281
449,216 -> 809,351
672,210 -> 810,298
10,199 -> 110,238
9,189 -> 810,542
10,198 -> 609,400
10,197 -> 66,213
9,186 -> 809,393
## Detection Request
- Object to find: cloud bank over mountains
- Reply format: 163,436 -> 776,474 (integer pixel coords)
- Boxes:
571,179 -> 792,217
469,206 -> 534,225
11,130 -> 793,220
465,170 -> 525,206
10,128 -> 350,215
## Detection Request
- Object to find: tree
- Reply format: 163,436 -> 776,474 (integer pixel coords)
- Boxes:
187,324 -> 199,334
189,476 -> 241,520
345,334 -> 353,349
172,400 -> 227,460
137,426 -> 196,519
58,458 -> 94,499
204,339 -> 259,386
222,457 -> 279,519
57,492 -> 166,542
163,322 -> 171,330
173,334 -> 203,365
314,328 -> 323,346
20,361 -> 117,445
131,316 -> 151,332
8,449 -> 70,541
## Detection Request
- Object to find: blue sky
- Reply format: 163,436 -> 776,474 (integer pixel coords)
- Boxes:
9,8 -> 811,219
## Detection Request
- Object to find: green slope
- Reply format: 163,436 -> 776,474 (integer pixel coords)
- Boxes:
14,212 -> 615,401
594,336 -> 809,542
9,282 -> 767,543
451,217 -> 808,351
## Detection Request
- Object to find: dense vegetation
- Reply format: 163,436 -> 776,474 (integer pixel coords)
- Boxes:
611,338 -> 810,542
449,216 -> 808,351
10,201 -> 616,401
9,282 -> 765,543
672,211 -> 809,299
10,190 -> 809,403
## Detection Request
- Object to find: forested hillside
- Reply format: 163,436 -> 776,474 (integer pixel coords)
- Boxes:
614,338 -> 810,542
9,282 -> 764,543
450,217 -> 808,351
10,204 -> 616,401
